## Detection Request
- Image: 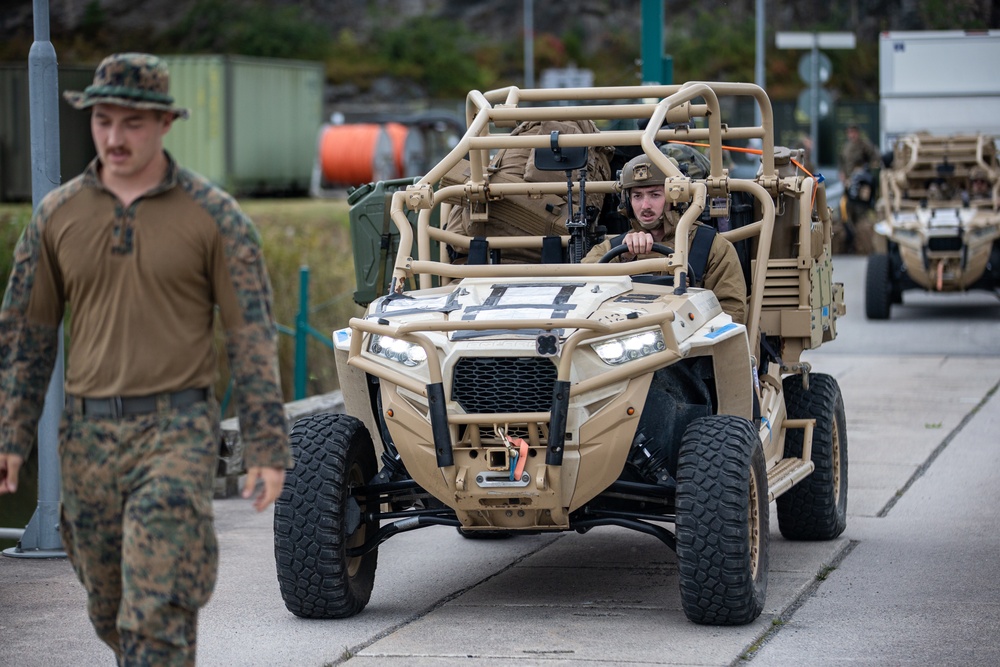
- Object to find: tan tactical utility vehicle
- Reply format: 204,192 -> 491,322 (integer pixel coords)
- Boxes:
274,83 -> 848,626
866,132 -> 1000,319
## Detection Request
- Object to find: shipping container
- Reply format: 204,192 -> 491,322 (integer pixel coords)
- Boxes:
162,55 -> 324,196
0,64 -> 96,203
879,30 -> 1000,151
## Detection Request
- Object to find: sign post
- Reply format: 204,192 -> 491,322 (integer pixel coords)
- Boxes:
3,0 -> 66,560
776,31 -> 856,165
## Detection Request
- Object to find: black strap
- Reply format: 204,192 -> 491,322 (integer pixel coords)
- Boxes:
468,237 -> 489,265
374,191 -> 395,297
687,225 -> 716,286
759,333 -> 783,369
541,236 -> 563,263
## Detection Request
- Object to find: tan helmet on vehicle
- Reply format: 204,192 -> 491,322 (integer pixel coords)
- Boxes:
618,153 -> 679,218
969,165 -> 990,182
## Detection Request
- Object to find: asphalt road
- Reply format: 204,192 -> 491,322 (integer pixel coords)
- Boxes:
2,256 -> 999,666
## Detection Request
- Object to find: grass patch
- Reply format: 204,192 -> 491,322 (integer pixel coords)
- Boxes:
241,197 -> 363,401
0,204 -> 33,283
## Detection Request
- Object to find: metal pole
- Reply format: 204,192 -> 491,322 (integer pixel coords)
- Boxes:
640,0 -> 664,85
4,0 -> 66,559
523,0 -> 534,89
754,0 -> 765,127
294,266 -> 309,401
810,34 -> 820,167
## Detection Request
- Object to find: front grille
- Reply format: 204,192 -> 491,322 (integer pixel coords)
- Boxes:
928,236 -> 963,252
451,357 -> 557,414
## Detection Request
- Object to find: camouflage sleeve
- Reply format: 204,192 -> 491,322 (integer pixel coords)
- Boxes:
206,190 -> 291,471
0,209 -> 61,460
704,236 -> 747,325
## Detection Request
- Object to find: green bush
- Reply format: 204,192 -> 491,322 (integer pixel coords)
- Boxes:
0,206 -> 31,285
163,0 -> 332,62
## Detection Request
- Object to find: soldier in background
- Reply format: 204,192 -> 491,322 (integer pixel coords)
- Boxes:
0,53 -> 290,665
837,124 -> 880,254
968,166 -> 993,202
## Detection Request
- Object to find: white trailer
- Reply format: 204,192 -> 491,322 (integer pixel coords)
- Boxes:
879,30 -> 1000,151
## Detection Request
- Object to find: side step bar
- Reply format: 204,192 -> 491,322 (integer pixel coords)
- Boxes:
767,418 -> 815,501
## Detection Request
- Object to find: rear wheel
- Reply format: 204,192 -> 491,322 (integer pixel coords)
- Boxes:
865,253 -> 892,319
777,374 -> 848,540
675,415 -> 768,625
274,413 -> 379,618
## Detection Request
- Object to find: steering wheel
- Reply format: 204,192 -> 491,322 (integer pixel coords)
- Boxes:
597,242 -> 674,263
596,242 -> 695,287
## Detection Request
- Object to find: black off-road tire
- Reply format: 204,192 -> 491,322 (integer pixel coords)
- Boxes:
865,253 -> 892,320
675,415 -> 768,626
777,374 -> 848,541
274,413 -> 379,618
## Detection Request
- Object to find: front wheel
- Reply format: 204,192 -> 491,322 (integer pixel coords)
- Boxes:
777,374 -> 849,540
865,253 -> 893,319
675,415 -> 768,625
274,413 -> 379,618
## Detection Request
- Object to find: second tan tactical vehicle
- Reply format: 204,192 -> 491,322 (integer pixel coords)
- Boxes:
866,132 -> 1000,319
274,82 -> 848,626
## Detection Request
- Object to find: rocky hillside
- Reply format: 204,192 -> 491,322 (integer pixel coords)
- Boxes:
3,0 -> 997,106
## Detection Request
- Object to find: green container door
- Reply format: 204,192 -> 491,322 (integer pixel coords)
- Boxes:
162,56 -> 228,187
228,56 -> 323,194
163,55 -> 324,195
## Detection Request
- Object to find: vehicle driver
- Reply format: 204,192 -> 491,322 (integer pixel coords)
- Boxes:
969,166 -> 993,201
583,153 -> 747,323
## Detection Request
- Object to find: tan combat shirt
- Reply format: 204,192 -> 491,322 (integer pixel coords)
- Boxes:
0,155 -> 290,469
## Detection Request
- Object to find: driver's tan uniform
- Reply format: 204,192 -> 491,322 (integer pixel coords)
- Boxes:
583,221 -> 747,324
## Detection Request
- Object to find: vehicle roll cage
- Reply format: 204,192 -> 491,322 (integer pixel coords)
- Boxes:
374,82 -> 831,359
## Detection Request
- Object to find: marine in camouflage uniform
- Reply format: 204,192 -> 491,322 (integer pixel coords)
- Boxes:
0,53 -> 290,666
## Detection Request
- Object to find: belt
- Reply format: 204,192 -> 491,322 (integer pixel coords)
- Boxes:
67,388 -> 210,419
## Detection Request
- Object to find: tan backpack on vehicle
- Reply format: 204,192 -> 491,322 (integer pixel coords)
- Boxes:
443,119 -> 613,263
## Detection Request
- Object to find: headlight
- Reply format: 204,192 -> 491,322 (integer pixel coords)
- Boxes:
592,329 -> 665,365
369,334 -> 428,367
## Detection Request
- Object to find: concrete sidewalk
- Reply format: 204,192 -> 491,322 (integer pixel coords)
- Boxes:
2,354 -> 999,666
751,370 -> 1000,665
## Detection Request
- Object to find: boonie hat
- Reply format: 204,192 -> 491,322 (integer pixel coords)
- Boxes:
64,53 -> 189,120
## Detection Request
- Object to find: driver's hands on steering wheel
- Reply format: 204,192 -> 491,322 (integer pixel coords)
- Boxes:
623,231 -> 656,259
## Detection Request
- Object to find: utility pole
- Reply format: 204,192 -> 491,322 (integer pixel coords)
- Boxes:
3,0 -> 66,559
640,0 -> 672,85
776,31 -> 856,166
755,0 -> 765,127
523,0 -> 534,89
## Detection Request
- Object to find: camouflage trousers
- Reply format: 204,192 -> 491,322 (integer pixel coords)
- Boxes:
58,396 -> 220,666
